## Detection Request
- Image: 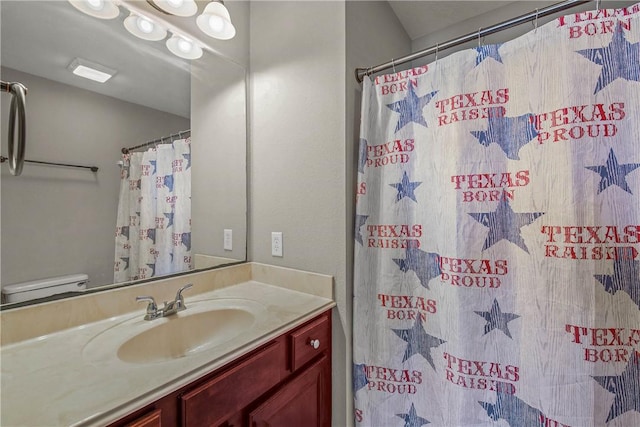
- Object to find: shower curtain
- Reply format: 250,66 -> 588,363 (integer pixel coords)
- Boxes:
353,4 -> 639,427
114,138 -> 192,283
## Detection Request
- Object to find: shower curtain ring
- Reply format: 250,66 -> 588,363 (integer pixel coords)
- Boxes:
435,43 -> 439,63
478,28 -> 482,48
392,58 -> 396,73
534,8 -> 539,32
596,0 -> 601,10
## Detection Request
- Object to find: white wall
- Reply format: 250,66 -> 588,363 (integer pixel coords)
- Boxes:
249,1 -> 410,425
0,67 -> 189,288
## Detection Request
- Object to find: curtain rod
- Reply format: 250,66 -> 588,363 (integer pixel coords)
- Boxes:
121,129 -> 191,154
355,0 -> 594,83
0,155 -> 98,172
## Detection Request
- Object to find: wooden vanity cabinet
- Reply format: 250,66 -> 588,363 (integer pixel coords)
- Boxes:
109,310 -> 331,427
122,409 -> 162,427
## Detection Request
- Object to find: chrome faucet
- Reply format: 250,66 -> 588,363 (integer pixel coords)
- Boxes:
164,283 -> 193,315
136,283 -> 193,321
136,296 -> 160,320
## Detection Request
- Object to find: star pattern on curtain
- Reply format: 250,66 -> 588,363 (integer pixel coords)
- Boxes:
474,298 -> 520,339
354,214 -> 369,245
119,226 -> 130,239
468,199 -> 545,253
391,317 -> 446,370
585,148 -> 640,194
146,263 -> 156,276
396,403 -> 430,427
353,362 -> 370,394
577,22 -> 640,94
386,85 -> 438,132
390,171 -> 422,202
474,43 -> 504,65
180,232 -> 191,251
164,211 -> 174,227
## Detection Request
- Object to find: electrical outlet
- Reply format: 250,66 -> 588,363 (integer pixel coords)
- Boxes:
271,232 -> 283,257
224,229 -> 232,251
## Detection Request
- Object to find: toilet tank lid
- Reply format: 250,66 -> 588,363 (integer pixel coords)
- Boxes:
2,274 -> 89,294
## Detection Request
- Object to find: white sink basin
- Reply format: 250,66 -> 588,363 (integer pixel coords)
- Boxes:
83,298 -> 266,364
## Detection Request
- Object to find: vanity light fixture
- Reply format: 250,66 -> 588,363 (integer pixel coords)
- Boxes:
149,0 -> 197,17
124,12 -> 167,41
67,0 -> 119,20
67,0 -> 218,62
166,33 -> 203,60
196,0 -> 236,40
68,58 -> 117,83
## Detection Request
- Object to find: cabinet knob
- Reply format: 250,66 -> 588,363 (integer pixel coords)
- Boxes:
309,339 -> 320,349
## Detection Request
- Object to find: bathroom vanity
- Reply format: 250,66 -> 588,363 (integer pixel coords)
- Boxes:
0,263 -> 335,427
111,310 -> 331,427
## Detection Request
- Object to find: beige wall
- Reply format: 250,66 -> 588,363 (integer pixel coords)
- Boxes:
249,1 -> 347,424
0,67 -> 189,288
249,2 -> 410,425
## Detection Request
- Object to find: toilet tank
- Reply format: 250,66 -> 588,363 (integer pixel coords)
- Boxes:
1,274 -> 89,304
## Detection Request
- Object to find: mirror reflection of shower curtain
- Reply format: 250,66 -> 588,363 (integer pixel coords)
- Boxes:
114,138 -> 192,283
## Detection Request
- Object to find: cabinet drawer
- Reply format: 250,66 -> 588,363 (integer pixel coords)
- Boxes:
124,409 -> 162,427
181,340 -> 283,426
289,313 -> 330,371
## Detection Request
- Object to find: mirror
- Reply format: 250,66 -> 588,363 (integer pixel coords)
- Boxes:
0,1 -> 247,308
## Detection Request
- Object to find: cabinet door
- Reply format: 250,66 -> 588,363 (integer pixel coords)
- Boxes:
181,341 -> 283,427
249,355 -> 330,427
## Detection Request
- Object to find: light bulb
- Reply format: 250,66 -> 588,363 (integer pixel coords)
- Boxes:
137,17 -> 154,34
86,0 -> 104,10
124,13 -> 166,41
68,0 -> 119,19
208,15 -> 225,33
166,34 -> 203,59
178,38 -> 192,53
150,0 -> 197,17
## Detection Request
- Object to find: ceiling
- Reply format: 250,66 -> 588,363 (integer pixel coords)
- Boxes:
388,1 -> 518,41
1,1 -> 192,118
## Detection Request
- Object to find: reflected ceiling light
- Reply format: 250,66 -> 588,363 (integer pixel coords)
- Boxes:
67,0 -> 119,19
68,58 -> 117,83
196,0 -> 236,40
150,0 -> 197,17
124,12 -> 167,41
166,33 -> 203,60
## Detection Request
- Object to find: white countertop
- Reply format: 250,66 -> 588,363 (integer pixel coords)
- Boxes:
1,280 -> 334,427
